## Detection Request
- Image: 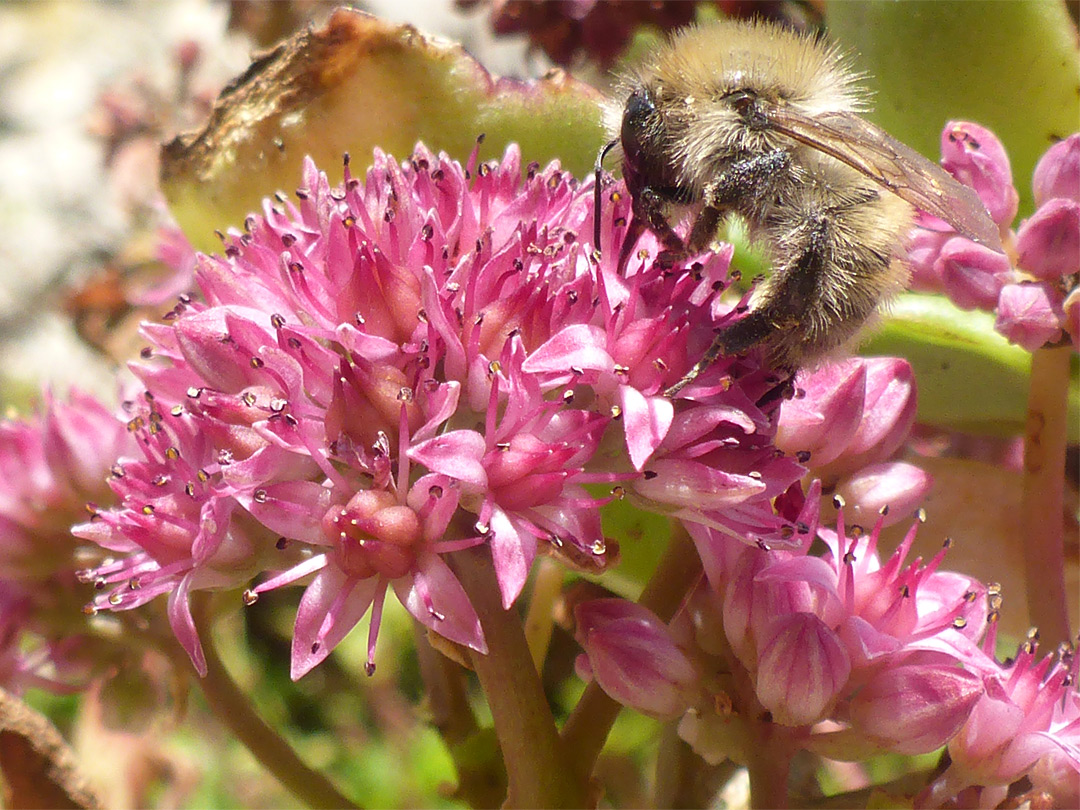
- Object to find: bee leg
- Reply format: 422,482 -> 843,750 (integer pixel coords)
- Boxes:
664,310 -> 778,396
627,186 -> 687,269
665,206 -> 822,397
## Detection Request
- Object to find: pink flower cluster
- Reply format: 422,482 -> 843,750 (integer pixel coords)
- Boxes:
577,502 -> 1079,806
77,144 -> 804,680
910,125 -> 1079,352
0,390 -> 137,693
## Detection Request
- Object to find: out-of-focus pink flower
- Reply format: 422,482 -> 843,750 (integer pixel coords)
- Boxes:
912,124 -> 1079,352
1015,198 -> 1080,281
574,599 -> 699,718
80,144 -> 801,678
995,282 -> 1065,351
0,390 -> 139,693
1064,287 -> 1080,351
936,237 -> 1012,311
1033,134 -> 1080,207
940,121 -> 1018,228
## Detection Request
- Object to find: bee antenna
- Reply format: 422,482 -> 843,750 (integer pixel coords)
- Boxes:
594,138 -> 619,256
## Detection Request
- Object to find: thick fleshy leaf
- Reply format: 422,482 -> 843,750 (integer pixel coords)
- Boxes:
162,9 -> 604,249
827,1 -> 1079,217
863,292 -> 1080,441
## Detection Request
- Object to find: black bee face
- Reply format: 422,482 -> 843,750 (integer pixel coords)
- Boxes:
619,87 -> 689,204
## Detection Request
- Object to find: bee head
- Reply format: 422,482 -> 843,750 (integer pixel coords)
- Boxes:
619,86 -> 690,203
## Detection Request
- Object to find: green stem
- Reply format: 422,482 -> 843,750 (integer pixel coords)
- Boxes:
560,523 -> 702,783
746,732 -> 792,810
192,596 -> 361,810
1020,344 -> 1072,645
451,546 -> 584,809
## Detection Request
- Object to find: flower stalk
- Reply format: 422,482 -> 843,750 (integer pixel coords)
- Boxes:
1020,343 -> 1073,644
191,595 -> 360,810
451,545 -> 585,809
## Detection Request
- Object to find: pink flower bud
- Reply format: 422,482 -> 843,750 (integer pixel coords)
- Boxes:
936,236 -> 1011,311
849,663 -> 984,755
995,282 -> 1065,351
838,358 -> 917,472
777,360 -> 866,467
755,612 -> 850,727
836,461 -> 933,526
1032,134 -> 1080,207
941,122 -> 1019,227
1015,198 -> 1080,280
575,599 -> 698,718
907,228 -> 952,291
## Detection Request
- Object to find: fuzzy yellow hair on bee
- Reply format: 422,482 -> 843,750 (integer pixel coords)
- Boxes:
596,18 -> 1001,393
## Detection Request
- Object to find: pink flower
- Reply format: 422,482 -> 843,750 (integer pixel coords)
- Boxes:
921,640 -> 1080,809
0,390 -> 138,692
81,143 -> 800,679
995,281 -> 1065,351
1033,134 -> 1080,208
939,121 -> 1018,228
720,507 -> 988,730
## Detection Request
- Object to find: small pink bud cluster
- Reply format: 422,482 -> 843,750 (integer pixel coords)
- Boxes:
776,357 -> 929,524
911,124 -> 1079,352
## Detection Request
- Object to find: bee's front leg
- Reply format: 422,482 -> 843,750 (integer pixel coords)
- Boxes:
620,186 -> 686,270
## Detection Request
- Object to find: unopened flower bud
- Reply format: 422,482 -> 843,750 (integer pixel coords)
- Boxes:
1032,134 -> 1080,207
849,663 -> 984,755
575,599 -> 698,718
936,236 -> 1011,311
941,121 -> 1018,227
1015,198 -> 1080,281
755,612 -> 850,727
835,461 -> 932,526
995,282 -> 1065,351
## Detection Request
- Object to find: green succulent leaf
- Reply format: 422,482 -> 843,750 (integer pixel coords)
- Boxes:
863,293 -> 1080,440
162,8 -> 606,251
827,0 -> 1080,217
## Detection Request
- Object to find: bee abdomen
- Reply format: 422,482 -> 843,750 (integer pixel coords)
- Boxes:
729,187 -> 912,369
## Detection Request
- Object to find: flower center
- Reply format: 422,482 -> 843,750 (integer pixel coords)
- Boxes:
323,489 -> 423,580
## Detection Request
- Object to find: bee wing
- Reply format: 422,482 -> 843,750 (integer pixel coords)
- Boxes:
767,108 -> 1003,251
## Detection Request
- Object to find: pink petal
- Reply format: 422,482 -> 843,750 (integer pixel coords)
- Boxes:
395,552 -> 486,654
619,385 -> 673,471
290,567 -> 378,680
408,429 -> 487,487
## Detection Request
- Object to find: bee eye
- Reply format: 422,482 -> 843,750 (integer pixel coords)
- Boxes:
725,90 -> 757,116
